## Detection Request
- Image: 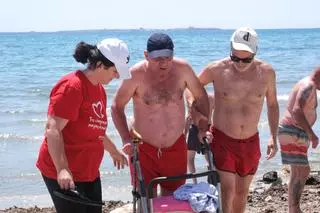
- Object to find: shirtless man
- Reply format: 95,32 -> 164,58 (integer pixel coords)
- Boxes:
278,67 -> 320,213
111,33 -> 210,197
198,27 -> 279,213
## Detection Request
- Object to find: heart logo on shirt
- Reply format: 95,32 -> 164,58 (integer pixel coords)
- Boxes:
92,101 -> 104,119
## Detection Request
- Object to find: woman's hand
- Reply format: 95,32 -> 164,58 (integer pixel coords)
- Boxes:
110,150 -> 128,169
57,168 -> 75,190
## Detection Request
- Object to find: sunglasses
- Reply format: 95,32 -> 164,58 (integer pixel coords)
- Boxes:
230,55 -> 254,63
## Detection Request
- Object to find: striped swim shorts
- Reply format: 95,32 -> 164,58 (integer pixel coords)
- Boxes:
278,125 -> 310,165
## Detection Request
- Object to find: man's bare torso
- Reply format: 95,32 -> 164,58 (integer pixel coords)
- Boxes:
212,58 -> 272,139
281,77 -> 317,128
131,60 -> 187,148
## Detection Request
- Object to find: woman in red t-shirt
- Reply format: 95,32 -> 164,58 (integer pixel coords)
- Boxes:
36,38 -> 130,213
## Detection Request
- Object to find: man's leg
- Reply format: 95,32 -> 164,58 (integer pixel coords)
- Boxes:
218,170 -> 236,213
288,165 -> 310,213
233,174 -> 254,213
187,150 -> 197,184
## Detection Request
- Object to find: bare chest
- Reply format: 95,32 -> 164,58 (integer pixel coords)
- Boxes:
215,69 -> 268,102
138,80 -> 184,105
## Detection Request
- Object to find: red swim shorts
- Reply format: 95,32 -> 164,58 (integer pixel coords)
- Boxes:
129,134 -> 187,192
210,127 -> 261,177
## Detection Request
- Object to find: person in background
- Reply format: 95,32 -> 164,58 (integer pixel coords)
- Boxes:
185,92 -> 215,183
36,38 -> 129,213
278,66 -> 320,213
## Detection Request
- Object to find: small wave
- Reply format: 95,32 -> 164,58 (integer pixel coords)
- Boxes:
0,110 -> 33,114
277,94 -> 289,101
0,172 -> 41,179
277,93 -> 320,101
28,118 -> 46,123
258,120 -> 269,129
31,88 -> 41,92
100,170 -> 130,177
19,173 -> 39,178
0,109 -> 46,115
0,133 -> 43,142
0,110 -> 27,114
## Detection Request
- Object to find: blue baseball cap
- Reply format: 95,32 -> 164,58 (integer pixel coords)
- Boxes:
147,33 -> 174,59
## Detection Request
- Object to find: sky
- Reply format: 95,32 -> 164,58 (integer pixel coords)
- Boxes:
0,0 -> 319,32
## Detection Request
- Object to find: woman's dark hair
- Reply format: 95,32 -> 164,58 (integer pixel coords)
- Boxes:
73,41 -> 114,69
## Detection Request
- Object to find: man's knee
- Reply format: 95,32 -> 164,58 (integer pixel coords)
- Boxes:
235,188 -> 249,198
301,166 -> 310,179
221,182 -> 236,197
291,165 -> 310,179
234,182 -> 251,198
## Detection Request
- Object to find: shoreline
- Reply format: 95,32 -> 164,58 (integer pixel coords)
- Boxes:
1,168 -> 319,213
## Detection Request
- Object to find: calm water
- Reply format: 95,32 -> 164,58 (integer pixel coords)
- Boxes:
0,28 -> 320,209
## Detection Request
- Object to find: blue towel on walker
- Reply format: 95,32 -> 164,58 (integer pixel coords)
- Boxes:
173,182 -> 219,213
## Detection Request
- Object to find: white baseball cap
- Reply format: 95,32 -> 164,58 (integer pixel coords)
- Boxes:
97,38 -> 131,79
230,27 -> 258,54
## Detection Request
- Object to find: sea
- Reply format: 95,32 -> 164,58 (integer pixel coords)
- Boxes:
0,28 -> 320,209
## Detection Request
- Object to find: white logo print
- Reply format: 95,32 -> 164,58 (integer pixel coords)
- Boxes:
92,101 -> 104,119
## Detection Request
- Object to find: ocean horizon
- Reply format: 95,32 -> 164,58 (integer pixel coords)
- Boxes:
1,26 -> 320,34
0,28 -> 320,209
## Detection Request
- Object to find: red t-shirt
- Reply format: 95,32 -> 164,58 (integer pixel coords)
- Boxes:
36,70 -> 107,181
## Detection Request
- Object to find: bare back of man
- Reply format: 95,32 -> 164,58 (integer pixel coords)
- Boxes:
281,77 -> 317,129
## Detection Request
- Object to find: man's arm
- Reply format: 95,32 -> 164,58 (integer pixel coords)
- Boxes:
184,91 -> 214,127
46,116 -> 74,189
266,68 -> 280,143
197,62 -> 220,129
111,77 -> 137,148
292,84 -> 316,138
198,62 -> 217,87
265,67 -> 280,159
208,93 -> 215,124
184,61 -> 219,130
184,64 -> 209,131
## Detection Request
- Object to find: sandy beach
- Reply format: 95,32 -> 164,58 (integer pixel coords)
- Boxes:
1,167 -> 319,213
1,183 -> 319,213
0,200 -> 127,213
246,174 -> 320,213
